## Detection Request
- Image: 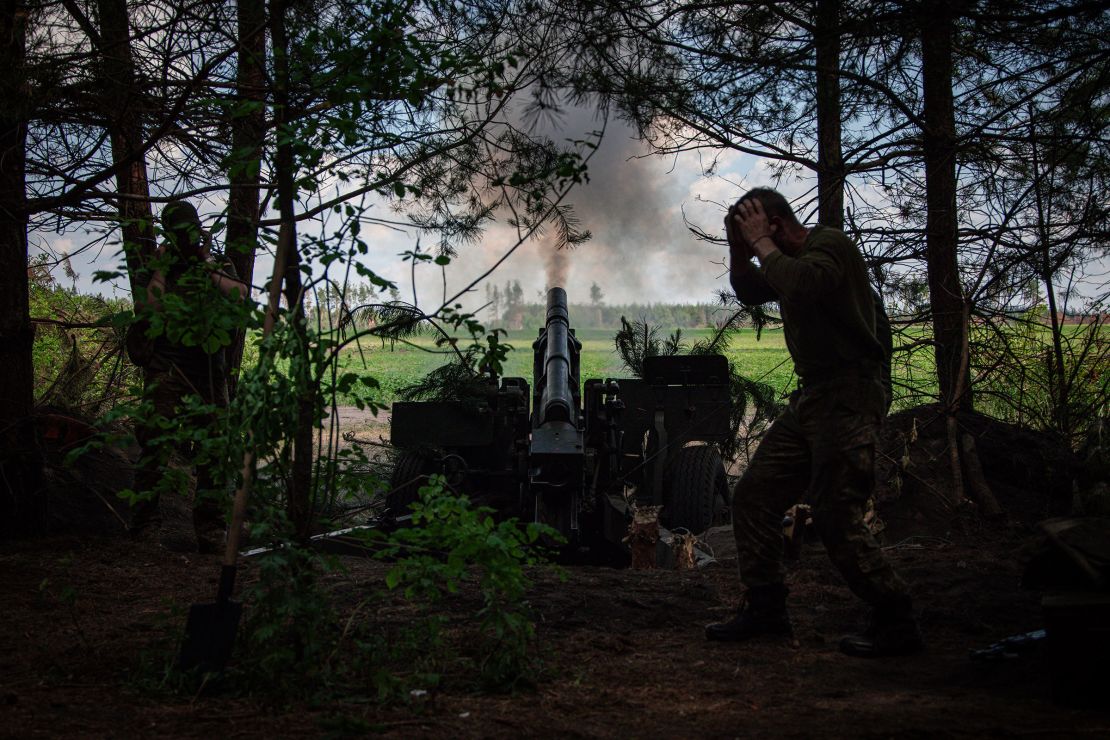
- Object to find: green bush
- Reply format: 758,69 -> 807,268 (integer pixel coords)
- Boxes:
224,477 -> 557,700
372,477 -> 560,691
30,258 -> 139,415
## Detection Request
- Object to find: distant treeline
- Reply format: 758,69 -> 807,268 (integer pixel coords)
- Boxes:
305,280 -> 733,331
496,302 -> 730,331
479,279 -> 732,330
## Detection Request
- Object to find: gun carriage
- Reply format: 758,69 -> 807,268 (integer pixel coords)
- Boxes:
388,288 -> 732,556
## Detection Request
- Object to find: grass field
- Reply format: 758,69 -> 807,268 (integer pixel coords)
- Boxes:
303,318 -> 1108,443
335,326 -> 799,406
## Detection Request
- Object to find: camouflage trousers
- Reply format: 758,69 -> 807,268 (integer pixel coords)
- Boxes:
732,374 -> 910,608
131,363 -> 229,535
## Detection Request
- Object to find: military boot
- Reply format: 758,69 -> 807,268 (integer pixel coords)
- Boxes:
705,583 -> 793,642
839,600 -> 924,657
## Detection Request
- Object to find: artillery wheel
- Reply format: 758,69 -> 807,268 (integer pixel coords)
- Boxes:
662,445 -> 728,533
388,449 -> 438,517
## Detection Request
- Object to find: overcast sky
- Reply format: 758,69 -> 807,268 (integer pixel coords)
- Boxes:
30,93 -> 1109,317
31,100 -> 787,312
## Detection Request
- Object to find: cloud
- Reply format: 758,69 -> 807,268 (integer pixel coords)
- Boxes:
34,102 -> 771,309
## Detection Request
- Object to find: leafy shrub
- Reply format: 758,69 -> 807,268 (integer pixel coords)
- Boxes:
30,256 -> 139,415
238,505 -> 340,696
973,311 -> 1108,447
225,477 -> 556,700
372,476 -> 560,691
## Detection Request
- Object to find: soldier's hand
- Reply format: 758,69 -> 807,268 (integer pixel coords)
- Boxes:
735,198 -> 773,250
725,204 -> 753,260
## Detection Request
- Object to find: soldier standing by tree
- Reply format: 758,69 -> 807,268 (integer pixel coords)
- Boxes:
706,188 -> 922,657
128,200 -> 247,552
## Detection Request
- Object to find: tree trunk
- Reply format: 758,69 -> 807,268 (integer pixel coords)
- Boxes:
271,0 -> 314,540
0,1 -> 42,531
1028,113 -> 1069,436
920,0 -> 970,411
815,0 -> 844,230
0,0 -> 32,424
225,0 -> 267,397
96,0 -> 156,297
959,432 -> 1002,516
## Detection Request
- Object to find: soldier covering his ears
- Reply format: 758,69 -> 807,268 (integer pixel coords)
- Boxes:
706,188 -> 922,658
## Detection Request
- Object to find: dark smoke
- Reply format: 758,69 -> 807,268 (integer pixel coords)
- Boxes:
544,245 -> 569,289
526,101 -> 693,302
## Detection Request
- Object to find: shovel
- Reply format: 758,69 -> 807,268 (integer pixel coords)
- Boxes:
177,224 -> 296,673
177,450 -> 255,672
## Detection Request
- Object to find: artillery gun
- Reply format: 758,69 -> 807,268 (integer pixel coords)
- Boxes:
388,287 -> 732,556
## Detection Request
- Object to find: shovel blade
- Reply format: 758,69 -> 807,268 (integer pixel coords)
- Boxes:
178,599 -> 243,673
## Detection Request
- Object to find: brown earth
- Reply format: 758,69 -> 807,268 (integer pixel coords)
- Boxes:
3,404 -> 1107,737
3,522 -> 1108,739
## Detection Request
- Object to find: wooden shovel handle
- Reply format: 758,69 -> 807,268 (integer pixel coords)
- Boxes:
222,224 -> 295,568
222,448 -> 255,566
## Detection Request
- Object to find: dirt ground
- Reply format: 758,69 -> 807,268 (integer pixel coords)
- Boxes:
5,404 -> 1107,737
3,521 -> 1109,739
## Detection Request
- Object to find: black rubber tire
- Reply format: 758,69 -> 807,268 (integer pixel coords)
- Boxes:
388,449 -> 438,516
662,445 -> 728,533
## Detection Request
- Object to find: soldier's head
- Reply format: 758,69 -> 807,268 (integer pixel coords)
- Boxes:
735,188 -> 808,255
737,188 -> 798,226
161,200 -> 205,258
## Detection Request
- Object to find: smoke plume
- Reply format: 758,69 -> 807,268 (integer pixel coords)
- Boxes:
524,104 -> 698,305
544,243 -> 569,289
403,93 -> 745,308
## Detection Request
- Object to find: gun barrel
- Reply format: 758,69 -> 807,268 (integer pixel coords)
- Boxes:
540,287 -> 574,424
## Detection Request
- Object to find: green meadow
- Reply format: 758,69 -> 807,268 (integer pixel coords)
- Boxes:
323,318 -> 1105,436
335,326 -> 799,406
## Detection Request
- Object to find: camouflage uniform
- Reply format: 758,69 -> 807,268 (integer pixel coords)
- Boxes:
131,359 -> 229,541
731,225 -> 910,609
130,210 -> 237,548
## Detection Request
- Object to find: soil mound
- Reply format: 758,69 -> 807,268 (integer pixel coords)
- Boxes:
875,404 -> 1083,537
